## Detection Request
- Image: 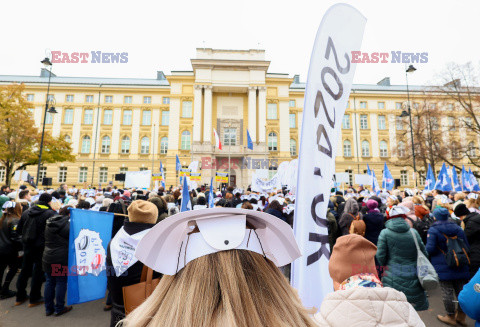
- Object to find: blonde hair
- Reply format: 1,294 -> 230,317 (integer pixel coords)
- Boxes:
412,196 -> 424,205
454,193 -> 466,202
121,250 -> 317,327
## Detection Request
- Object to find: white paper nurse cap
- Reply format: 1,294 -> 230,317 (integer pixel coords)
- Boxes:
135,208 -> 301,275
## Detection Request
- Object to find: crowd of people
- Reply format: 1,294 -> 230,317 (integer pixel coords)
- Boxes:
0,182 -> 479,326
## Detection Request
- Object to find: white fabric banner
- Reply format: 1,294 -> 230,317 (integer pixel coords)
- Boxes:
355,174 -> 372,185
291,4 -> 366,309
251,172 -> 281,193
125,170 -> 152,189
334,172 -> 350,184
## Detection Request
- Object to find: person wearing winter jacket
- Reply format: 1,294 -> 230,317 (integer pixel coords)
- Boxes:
376,206 -> 429,311
15,192 -> 56,307
454,203 -> 480,277
362,199 -> 384,245
0,202 -> 22,299
264,200 -> 286,223
106,200 -> 160,327
458,268 -> 480,327
314,234 -> 425,326
426,207 -> 471,326
42,207 -> 72,316
338,198 -> 362,236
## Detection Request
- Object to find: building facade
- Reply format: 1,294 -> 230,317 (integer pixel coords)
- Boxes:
0,48 -> 477,189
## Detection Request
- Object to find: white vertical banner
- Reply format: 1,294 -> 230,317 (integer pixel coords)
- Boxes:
291,4 -> 366,309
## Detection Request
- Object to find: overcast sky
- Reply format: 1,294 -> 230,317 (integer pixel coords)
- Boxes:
2,0 -> 479,86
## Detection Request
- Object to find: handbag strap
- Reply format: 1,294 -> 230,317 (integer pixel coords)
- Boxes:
410,228 -> 420,254
140,264 -> 155,298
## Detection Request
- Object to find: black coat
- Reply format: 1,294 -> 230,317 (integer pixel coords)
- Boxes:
42,215 -> 70,274
0,215 -> 21,256
265,208 -> 286,223
363,211 -> 385,245
464,211 -> 480,276
17,203 -> 56,249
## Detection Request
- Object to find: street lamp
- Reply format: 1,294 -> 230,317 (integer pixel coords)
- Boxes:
36,57 -> 56,187
402,64 -> 417,187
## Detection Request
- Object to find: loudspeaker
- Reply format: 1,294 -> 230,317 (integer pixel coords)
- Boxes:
115,173 -> 126,181
42,177 -> 52,186
394,179 -> 401,188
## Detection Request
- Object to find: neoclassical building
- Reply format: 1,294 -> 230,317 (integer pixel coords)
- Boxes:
0,48 -> 477,188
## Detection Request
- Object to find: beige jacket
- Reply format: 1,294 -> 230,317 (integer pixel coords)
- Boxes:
313,287 -> 425,327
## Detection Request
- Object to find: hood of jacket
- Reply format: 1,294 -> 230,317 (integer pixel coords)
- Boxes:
464,211 -> 480,225
431,220 -> 463,237
385,217 -> 410,233
314,287 -> 425,327
46,215 -> 69,234
29,203 -> 52,217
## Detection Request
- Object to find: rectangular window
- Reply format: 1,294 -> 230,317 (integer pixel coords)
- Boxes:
378,102 -> 385,109
120,167 -> 128,173
360,114 -> 368,129
163,97 -> 170,104
105,95 -> 113,103
103,109 -> 113,125
182,101 -> 192,118
448,116 -> 456,130
161,111 -> 169,126
429,103 -> 437,110
400,170 -> 408,186
84,109 -> 93,125
465,117 -> 473,128
396,116 -> 404,130
45,112 -> 53,124
28,108 -> 34,114
447,103 -> 454,110
78,167 -> 88,183
342,114 -> 350,129
39,167 -> 47,181
396,102 -> 403,110
58,167 -> 67,183
86,95 -> 94,103
139,167 -> 148,171
419,172 -> 425,185
432,117 -> 439,130
289,100 -> 296,107
124,96 -> 132,104
0,167 -> 5,182
413,103 -> 419,109
360,101 -> 367,109
289,113 -> 296,128
27,94 -> 34,102
224,128 -> 237,146
47,94 -> 54,102
66,95 -> 74,103
143,96 -> 151,104
123,110 -> 132,125
142,110 -> 151,125
64,109 -> 73,124
346,169 -> 353,185
99,167 -> 108,183
267,103 -> 278,119
378,115 -> 386,130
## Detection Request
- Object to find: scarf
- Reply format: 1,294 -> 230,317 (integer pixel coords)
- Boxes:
339,273 -> 383,291
109,227 -> 150,277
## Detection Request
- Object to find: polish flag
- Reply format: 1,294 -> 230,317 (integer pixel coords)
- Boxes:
213,129 -> 222,150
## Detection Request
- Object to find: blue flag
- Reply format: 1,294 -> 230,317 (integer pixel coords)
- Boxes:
424,164 -> 436,191
160,161 -> 166,189
382,162 -> 394,190
247,129 -> 253,150
469,168 -> 480,192
176,155 -> 182,171
180,175 -> 191,212
67,209 -> 113,305
434,163 -> 452,192
366,164 -> 380,193
208,177 -> 214,208
462,166 -> 471,191
451,166 -> 462,192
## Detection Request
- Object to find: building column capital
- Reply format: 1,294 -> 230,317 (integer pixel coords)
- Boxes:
194,84 -> 204,90
204,85 -> 213,90
258,86 -> 267,92
248,86 -> 258,91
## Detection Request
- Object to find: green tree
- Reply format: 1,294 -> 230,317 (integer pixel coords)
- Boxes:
0,83 -> 75,186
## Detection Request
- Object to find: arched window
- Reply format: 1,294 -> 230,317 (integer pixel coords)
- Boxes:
81,135 -> 91,153
361,140 -> 370,157
468,141 -> 476,158
398,141 -> 406,157
141,137 -> 150,154
268,132 -> 277,151
160,137 -> 168,154
64,135 -> 71,143
379,141 -> 388,157
290,139 -> 297,156
121,136 -> 130,154
181,131 -> 191,150
343,140 -> 352,157
101,136 -> 110,153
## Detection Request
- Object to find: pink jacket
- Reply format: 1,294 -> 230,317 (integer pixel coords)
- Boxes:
313,287 -> 425,327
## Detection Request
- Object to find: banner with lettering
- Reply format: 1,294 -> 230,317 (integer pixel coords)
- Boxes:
215,172 -> 229,183
179,168 -> 191,177
251,172 -> 282,193
190,172 -> 202,181
151,173 -> 163,181
291,4 -> 366,309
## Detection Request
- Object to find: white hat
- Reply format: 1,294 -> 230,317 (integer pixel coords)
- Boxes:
135,208 -> 301,275
467,193 -> 478,200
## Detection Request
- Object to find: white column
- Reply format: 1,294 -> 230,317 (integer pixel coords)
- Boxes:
258,86 -> 266,142
131,108 -> 141,154
52,107 -> 62,137
370,113 -> 379,158
168,98 -> 181,150
203,85 -> 213,143
111,108 -> 121,154
193,85 -> 203,142
248,86 -> 257,142
91,107 -> 101,154
72,107 -> 83,154
388,114 -> 397,150
279,101 -> 290,152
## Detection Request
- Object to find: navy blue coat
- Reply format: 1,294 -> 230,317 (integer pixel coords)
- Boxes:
363,211 -> 385,245
426,221 -> 471,281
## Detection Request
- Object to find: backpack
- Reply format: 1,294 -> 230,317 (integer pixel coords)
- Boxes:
413,214 -> 435,244
21,214 -> 37,245
439,233 -> 471,268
